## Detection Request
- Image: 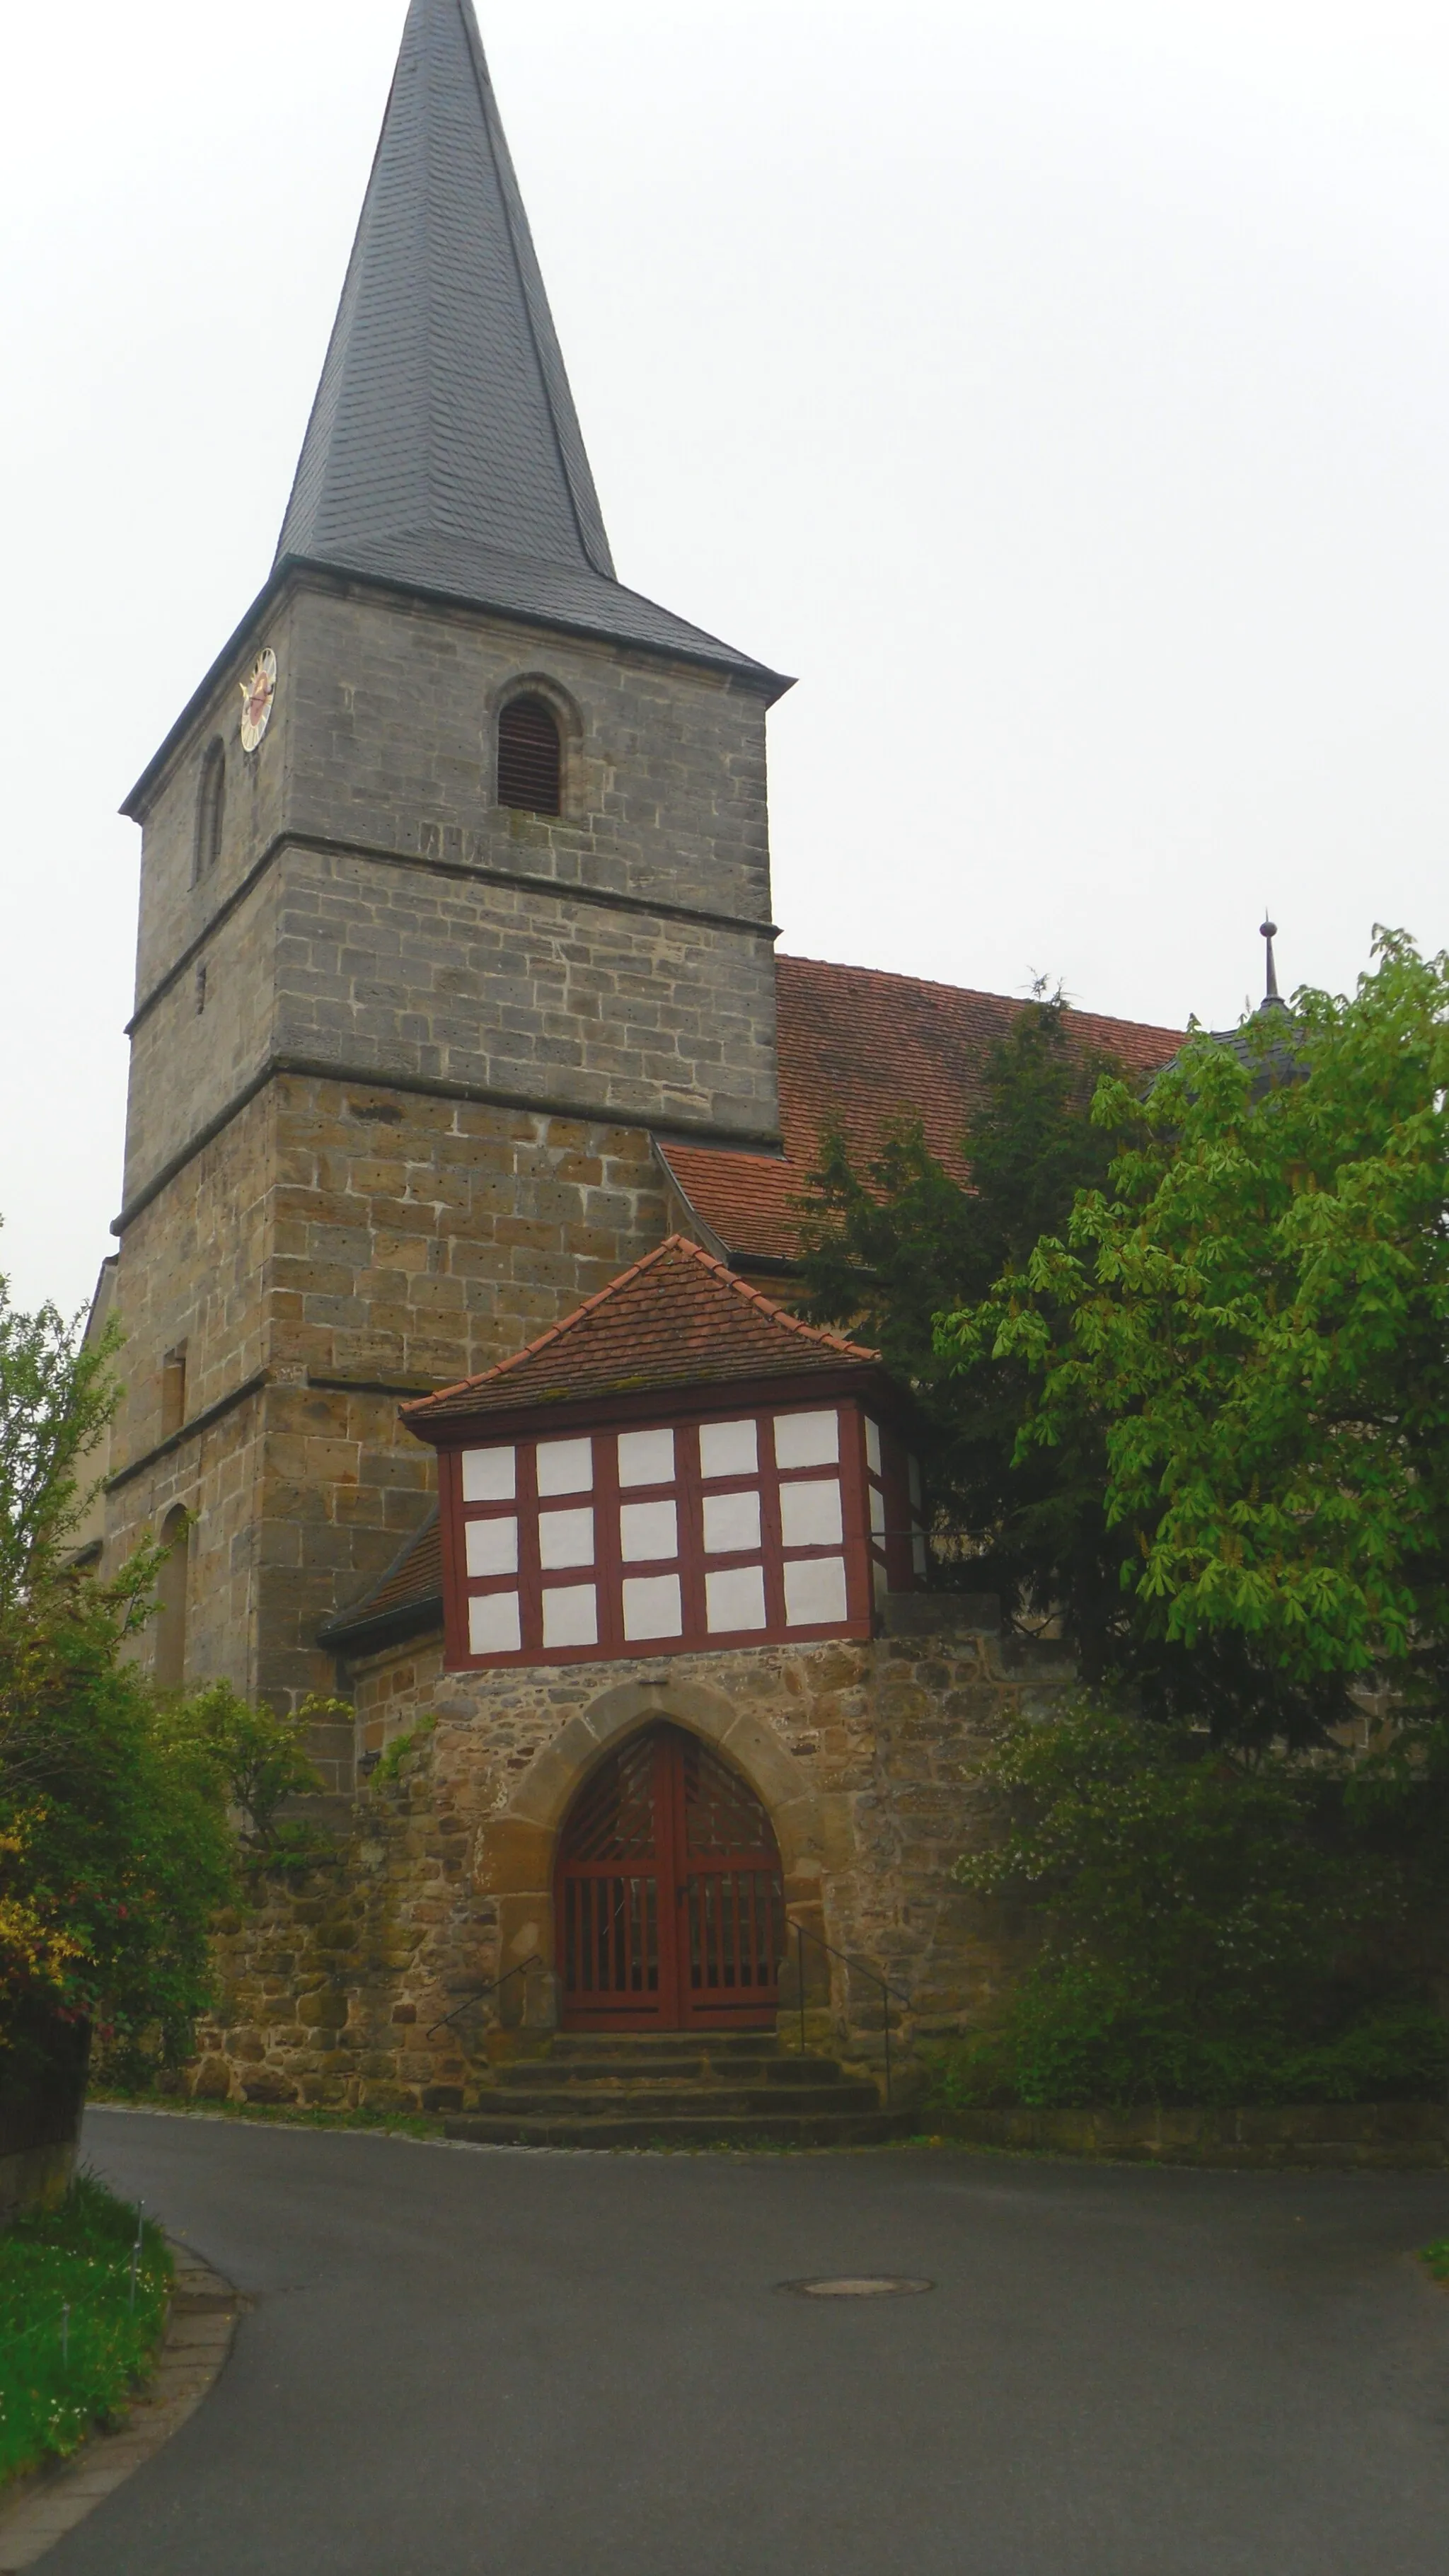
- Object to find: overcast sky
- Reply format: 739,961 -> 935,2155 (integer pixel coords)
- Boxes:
5,1 -> 1449,1315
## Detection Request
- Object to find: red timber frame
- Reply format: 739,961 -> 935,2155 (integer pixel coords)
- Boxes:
433,1374 -> 920,1675
556,1723 -> 785,2031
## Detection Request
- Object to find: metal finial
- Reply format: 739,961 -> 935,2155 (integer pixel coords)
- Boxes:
1260,915 -> 1283,1007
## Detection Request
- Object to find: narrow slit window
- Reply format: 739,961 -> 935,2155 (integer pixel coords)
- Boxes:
194,740 -> 226,881
497,695 -> 562,815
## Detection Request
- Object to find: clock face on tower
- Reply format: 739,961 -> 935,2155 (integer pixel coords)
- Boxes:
238,648 -> 277,753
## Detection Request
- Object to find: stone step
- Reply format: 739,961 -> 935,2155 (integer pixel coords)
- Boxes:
545,2031 -> 783,2059
446,2107 -> 913,2152
473,2081 -> 884,2123
492,2052 -> 845,2089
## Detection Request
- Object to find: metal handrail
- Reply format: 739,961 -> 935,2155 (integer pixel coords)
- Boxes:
426,1954 -> 547,2040
787,1918 -> 911,2107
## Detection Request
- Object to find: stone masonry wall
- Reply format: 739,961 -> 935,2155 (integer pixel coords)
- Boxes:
173,1612 -> 1073,2114
103,1080 -> 671,1739
255,1082 -> 671,1717
103,1087 -> 274,1698
268,839 -> 779,1142
109,567 -> 780,1742
125,572 -> 780,1207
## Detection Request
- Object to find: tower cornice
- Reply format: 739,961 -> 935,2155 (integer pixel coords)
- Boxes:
122,558 -> 790,824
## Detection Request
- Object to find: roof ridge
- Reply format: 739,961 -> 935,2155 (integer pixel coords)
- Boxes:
687,1236 -> 879,1361
403,1235 -> 881,1423
401,1235 -> 683,1416
776,950 -> 1181,1037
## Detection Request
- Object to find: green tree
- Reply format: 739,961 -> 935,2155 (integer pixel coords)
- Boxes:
0,1269 -> 234,2082
797,989 -> 1130,1647
940,932 -> 1449,1739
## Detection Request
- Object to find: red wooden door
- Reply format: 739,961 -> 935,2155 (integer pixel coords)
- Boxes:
556,1725 -> 784,2031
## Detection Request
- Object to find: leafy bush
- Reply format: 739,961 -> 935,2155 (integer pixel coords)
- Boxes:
944,1701 -> 1449,2108
0,2170 -> 171,2485
370,1716 -> 435,1789
163,1683 -> 333,1847
1,1560 -> 236,2082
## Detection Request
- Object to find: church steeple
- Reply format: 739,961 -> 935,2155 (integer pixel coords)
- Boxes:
275,0 -> 765,676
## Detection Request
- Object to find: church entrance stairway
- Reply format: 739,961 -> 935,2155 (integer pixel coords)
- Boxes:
444,2032 -> 912,2151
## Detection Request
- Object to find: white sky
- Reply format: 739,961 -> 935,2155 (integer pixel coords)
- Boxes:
5,1 -> 1449,1315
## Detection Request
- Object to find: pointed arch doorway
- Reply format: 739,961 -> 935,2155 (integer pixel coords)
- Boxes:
556,1723 -> 785,2032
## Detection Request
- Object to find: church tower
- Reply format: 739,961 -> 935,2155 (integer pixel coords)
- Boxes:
103,0 -> 789,1773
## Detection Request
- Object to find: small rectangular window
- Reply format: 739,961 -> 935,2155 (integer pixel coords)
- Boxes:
161,1346 -> 187,1438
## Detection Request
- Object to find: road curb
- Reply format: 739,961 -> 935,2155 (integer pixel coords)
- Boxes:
0,2240 -> 240,2572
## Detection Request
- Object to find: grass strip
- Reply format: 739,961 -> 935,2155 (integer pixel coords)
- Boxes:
0,2169 -> 171,2488
1419,2237 -> 1449,2284
90,2090 -> 445,2142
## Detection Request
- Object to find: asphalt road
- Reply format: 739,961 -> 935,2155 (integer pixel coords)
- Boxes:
39,2107 -> 1449,2576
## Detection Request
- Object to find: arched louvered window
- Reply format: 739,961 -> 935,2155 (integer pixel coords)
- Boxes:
497,695 -> 562,816
195,739 -> 226,881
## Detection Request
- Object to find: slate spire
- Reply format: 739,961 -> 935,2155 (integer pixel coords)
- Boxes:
275,0 -> 773,678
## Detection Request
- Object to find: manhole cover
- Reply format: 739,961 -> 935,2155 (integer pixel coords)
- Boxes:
778,2276 -> 933,2299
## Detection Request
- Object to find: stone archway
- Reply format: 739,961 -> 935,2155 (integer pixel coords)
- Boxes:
473,1676 -> 852,2028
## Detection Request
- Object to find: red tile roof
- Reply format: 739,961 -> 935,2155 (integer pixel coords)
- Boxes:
404,1236 -> 882,1429
660,954 -> 1182,1266
318,1512 -> 443,1647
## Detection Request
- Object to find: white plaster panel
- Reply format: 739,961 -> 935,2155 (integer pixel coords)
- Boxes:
622,1574 -> 683,1640
774,1410 -> 839,1470
784,1556 -> 848,1627
539,1507 -> 594,1569
542,1583 -> 598,1648
620,1499 -> 677,1561
536,1437 -> 593,1496
462,1446 -> 516,1502
466,1518 -> 519,1577
468,1590 -> 521,1654
703,1489 -> 761,1554
699,1419 -> 758,1479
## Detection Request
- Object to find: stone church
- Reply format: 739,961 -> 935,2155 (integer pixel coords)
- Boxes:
87,0 -> 1181,2120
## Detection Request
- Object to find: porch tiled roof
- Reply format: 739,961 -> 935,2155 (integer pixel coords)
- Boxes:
403,1235 -> 882,1430
318,1511 -> 443,1648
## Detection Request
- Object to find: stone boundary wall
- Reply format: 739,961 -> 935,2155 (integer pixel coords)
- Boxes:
933,2102 -> 1449,2171
163,1612 -> 1071,2114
